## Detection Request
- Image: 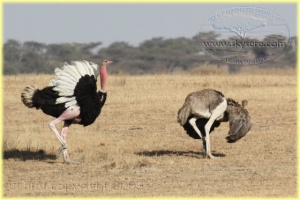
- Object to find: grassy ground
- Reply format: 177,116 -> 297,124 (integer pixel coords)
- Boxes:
3,70 -> 297,197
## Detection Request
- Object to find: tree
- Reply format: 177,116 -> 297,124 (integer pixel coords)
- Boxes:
3,33 -> 296,75
4,39 -> 23,74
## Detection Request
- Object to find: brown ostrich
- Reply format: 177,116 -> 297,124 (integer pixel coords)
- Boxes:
178,89 -> 251,159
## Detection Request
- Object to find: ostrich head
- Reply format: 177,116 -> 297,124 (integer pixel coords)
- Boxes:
225,99 -> 251,143
102,59 -> 113,66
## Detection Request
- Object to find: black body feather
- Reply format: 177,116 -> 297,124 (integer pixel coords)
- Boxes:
74,75 -> 107,126
32,86 -> 67,118
182,115 -> 222,139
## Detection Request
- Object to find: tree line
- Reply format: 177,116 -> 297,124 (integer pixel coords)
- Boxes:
3,32 -> 296,75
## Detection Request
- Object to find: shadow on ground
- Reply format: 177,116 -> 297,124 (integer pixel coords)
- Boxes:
3,149 -> 56,161
135,150 -> 225,158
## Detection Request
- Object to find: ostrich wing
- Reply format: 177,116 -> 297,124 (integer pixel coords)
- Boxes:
49,60 -> 100,107
226,116 -> 251,143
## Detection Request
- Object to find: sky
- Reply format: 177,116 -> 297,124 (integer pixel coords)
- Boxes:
4,3 -> 297,47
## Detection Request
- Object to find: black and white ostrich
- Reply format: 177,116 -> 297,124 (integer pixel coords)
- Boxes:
21,60 -> 113,163
177,89 -> 251,159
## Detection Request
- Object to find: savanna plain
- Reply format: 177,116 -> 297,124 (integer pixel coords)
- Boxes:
3,68 -> 297,197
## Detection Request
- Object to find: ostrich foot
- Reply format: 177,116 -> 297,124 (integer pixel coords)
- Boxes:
57,145 -> 84,164
57,145 -> 67,159
206,153 -> 219,159
62,148 -> 77,164
62,148 -> 84,164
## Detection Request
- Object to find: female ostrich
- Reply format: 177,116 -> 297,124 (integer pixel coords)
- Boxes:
177,89 -> 251,159
21,60 -> 113,163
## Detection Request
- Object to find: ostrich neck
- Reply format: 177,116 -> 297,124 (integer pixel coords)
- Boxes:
100,65 -> 107,92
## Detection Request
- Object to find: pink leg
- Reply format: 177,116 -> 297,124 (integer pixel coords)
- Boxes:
58,121 -> 72,161
49,105 -> 80,163
61,121 -> 71,143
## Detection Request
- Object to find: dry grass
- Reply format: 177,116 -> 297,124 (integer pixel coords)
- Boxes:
3,70 -> 297,197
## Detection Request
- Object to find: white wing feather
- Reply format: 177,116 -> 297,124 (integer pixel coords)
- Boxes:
78,60 -> 91,76
56,96 -> 76,104
71,61 -> 87,77
54,68 -> 78,83
83,60 -> 94,76
65,99 -> 77,107
63,62 -> 81,80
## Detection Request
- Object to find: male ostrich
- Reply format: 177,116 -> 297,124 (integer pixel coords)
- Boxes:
177,89 -> 251,159
21,60 -> 113,163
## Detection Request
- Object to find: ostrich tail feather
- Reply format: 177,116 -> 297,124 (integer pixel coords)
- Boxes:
177,102 -> 191,126
21,86 -> 37,108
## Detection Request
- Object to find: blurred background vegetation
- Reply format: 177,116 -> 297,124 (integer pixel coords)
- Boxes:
3,31 -> 296,75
